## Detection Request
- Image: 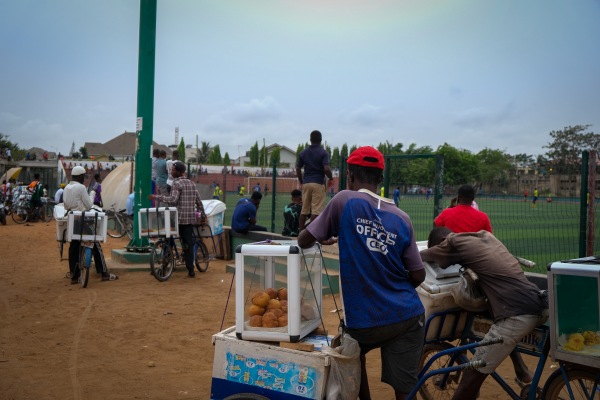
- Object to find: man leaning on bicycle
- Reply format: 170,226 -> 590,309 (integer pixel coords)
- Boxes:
149,161 -> 206,278
420,227 -> 549,400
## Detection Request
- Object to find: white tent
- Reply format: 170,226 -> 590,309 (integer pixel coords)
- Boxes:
101,162 -> 133,211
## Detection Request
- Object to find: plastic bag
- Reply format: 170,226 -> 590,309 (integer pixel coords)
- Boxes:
451,268 -> 488,312
321,333 -> 361,400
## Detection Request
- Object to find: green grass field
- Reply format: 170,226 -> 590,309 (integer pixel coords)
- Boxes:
223,192 -> 598,274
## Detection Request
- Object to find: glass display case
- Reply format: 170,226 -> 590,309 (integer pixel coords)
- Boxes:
548,256 -> 600,368
67,210 -> 107,242
138,207 -> 178,238
235,240 -> 323,343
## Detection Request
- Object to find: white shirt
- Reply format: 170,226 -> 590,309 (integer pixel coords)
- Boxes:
63,180 -> 92,211
54,188 -> 64,203
166,159 -> 175,186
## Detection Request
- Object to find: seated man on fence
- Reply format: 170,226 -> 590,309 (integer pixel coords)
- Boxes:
419,227 -> 549,400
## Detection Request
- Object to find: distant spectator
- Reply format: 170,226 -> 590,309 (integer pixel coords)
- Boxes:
55,183 -> 66,203
6,148 -> 11,161
282,189 -> 302,237
126,192 -> 135,216
393,186 -> 400,207
434,184 -> 492,233
166,149 -> 179,193
89,173 -> 103,208
156,150 -> 168,197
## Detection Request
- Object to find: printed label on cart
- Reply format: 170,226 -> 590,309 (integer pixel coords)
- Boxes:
225,352 -> 319,397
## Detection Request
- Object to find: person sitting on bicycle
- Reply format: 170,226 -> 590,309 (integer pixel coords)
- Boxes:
149,161 -> 206,278
64,166 -> 118,284
420,227 -> 548,400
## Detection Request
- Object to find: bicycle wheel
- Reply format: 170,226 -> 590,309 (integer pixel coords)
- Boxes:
150,239 -> 175,282
542,367 -> 600,399
107,214 -> 127,238
124,218 -> 134,239
11,207 -> 28,224
42,205 -> 53,222
194,240 -> 210,272
418,342 -> 463,400
78,245 -> 91,288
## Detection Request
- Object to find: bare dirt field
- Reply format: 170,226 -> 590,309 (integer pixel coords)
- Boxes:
0,218 -> 555,399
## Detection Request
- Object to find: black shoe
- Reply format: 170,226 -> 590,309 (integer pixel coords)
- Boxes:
188,272 -> 196,278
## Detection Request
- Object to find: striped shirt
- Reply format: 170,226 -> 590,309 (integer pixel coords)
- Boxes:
158,177 -> 204,224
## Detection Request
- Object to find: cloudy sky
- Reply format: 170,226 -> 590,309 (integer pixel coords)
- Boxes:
1,0 -> 599,160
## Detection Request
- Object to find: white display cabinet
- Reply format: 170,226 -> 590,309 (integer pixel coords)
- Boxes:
235,240 -> 323,343
138,207 -> 178,238
67,210 -> 107,242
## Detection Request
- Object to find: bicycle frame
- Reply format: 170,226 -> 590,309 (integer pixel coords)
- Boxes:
412,309 -> 599,400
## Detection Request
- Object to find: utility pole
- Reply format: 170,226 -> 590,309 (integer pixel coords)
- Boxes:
128,0 -> 157,250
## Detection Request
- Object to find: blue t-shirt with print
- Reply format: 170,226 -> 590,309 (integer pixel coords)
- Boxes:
306,189 -> 424,329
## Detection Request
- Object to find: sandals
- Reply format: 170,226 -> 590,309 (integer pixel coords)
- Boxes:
102,273 -> 119,281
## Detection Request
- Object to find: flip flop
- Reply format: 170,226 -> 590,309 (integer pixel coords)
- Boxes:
102,273 -> 119,281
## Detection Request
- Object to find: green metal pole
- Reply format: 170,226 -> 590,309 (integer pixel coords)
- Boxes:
433,154 -> 444,222
128,0 -> 157,250
271,159 -> 277,233
579,150 -> 589,257
382,155 -> 390,198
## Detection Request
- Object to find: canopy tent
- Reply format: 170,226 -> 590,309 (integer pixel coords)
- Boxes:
0,167 -> 22,183
101,162 -> 133,211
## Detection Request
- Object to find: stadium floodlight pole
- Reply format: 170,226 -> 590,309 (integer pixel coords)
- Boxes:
128,0 -> 157,250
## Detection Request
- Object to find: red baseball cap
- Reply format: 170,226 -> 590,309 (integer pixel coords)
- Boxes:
347,146 -> 384,170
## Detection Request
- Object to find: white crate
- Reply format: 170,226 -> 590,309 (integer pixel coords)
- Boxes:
235,240 -> 323,343
138,207 -> 178,238
67,210 -> 107,242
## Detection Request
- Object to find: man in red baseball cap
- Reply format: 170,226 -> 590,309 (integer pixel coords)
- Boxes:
298,146 -> 425,400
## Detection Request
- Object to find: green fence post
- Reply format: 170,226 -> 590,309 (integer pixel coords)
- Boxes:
271,159 -> 277,233
579,150 -> 589,257
433,154 -> 444,221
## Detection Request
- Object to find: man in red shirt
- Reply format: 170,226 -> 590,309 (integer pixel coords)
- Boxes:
434,185 -> 492,233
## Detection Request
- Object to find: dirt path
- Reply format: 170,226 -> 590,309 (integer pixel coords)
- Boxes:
0,219 -> 555,399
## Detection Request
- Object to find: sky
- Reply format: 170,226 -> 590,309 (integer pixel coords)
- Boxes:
1,0 -> 599,160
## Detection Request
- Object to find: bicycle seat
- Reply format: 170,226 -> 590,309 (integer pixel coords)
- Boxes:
118,209 -> 127,213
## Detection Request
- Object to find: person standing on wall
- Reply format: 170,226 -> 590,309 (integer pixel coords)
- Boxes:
295,130 -> 333,230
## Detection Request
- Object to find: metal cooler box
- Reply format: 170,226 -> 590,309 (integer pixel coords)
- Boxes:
416,241 -> 469,340
211,327 -> 331,400
548,256 -> 600,369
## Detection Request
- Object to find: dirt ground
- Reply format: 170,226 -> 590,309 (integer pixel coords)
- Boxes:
0,218 -> 556,399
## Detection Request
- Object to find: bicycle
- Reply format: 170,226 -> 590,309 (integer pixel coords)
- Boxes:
71,210 -> 109,288
150,223 -> 216,282
105,204 -> 133,239
11,191 -> 53,224
407,308 -> 600,400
